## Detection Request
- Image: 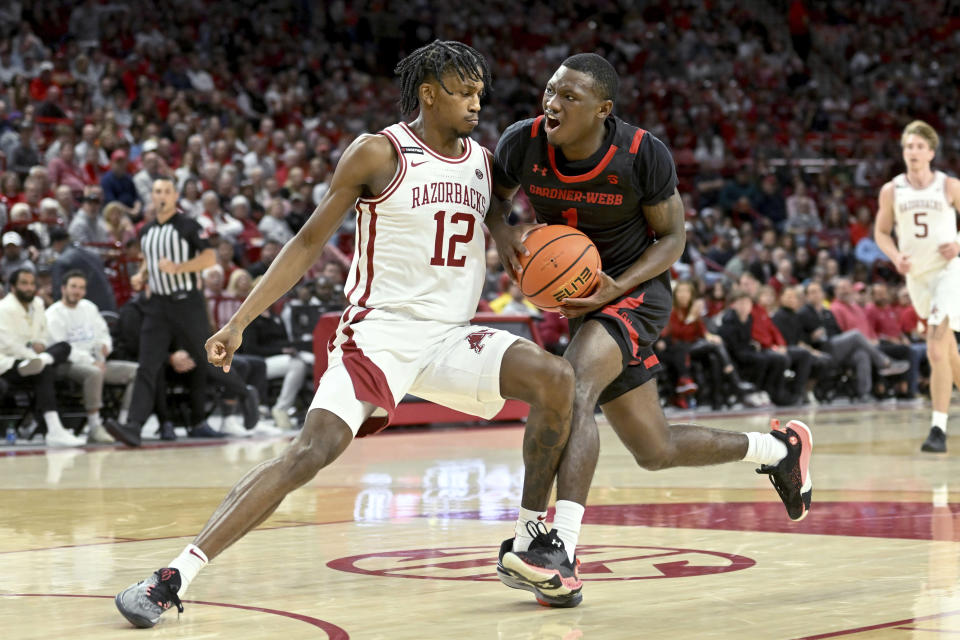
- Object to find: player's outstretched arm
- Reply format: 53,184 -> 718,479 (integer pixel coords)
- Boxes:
874,182 -> 909,274
205,134 -> 396,371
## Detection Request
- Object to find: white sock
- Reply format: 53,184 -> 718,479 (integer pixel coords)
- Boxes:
169,544 -> 208,596
43,411 -> 67,437
513,507 -> 547,552
119,409 -> 129,424
87,413 -> 102,429
38,352 -> 54,366
932,411 -> 948,433
743,432 -> 789,465
552,500 -> 585,563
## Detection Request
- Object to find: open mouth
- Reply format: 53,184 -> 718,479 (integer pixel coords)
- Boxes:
545,116 -> 561,132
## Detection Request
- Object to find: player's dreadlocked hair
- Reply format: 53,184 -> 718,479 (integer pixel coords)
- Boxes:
394,40 -> 491,115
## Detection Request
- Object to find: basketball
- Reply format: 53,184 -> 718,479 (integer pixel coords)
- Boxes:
517,225 -> 601,309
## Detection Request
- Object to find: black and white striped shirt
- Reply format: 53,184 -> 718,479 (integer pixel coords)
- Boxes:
139,210 -> 209,296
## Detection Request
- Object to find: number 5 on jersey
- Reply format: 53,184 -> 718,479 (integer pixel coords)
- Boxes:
430,210 -> 476,267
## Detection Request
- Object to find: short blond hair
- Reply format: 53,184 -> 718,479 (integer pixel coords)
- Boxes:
901,120 -> 939,151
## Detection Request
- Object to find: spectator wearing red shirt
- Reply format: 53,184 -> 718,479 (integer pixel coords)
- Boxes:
47,139 -> 87,199
829,278 -> 875,339
847,206 -> 871,247
29,61 -> 56,102
705,279 -> 728,318
866,281 -> 923,397
865,282 -> 905,343
228,195 -> 263,262
832,278 -> 916,396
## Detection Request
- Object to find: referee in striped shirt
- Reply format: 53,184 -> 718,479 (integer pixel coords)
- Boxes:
106,177 -> 223,445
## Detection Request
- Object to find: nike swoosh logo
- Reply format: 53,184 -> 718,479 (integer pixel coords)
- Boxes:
411,161 -> 428,167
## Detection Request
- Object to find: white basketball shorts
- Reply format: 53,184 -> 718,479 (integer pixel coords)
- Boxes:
310,306 -> 523,436
906,258 -> 960,331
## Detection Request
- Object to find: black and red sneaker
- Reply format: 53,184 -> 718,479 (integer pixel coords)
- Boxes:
498,522 -> 582,608
115,567 -> 184,628
757,419 -> 813,521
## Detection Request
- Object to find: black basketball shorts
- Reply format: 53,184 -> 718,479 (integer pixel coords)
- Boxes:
569,273 -> 672,405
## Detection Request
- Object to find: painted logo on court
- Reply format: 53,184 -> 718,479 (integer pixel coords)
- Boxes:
327,545 -> 754,581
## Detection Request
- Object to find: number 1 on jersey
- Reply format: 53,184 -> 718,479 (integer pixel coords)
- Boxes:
561,207 -> 578,228
430,210 -> 475,267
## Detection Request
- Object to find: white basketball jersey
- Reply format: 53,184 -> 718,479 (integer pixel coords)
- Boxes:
893,171 -> 958,277
345,122 -> 492,324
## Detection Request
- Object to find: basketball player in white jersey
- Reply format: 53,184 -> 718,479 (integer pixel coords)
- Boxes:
875,120 -> 960,453
111,41 -> 576,628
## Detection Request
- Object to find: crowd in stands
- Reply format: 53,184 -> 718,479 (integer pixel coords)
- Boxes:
1,1 -> 959,443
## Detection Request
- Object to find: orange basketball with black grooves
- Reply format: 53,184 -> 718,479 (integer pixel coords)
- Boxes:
517,225 -> 601,309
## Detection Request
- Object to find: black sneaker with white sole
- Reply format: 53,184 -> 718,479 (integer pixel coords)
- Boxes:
497,522 -> 582,608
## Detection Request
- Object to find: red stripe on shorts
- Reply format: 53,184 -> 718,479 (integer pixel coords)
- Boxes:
599,292 -> 647,362
339,309 -> 396,431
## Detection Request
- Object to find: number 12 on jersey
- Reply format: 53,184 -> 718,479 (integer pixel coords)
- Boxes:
430,211 -> 475,267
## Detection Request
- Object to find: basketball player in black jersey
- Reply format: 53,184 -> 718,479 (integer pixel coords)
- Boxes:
487,54 -> 813,607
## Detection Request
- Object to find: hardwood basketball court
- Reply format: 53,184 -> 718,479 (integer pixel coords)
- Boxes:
2,403 -> 958,639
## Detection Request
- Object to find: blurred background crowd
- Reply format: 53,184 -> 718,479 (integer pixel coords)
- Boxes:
1,0 -> 958,440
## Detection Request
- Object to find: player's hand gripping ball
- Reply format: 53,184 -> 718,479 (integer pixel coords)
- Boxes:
517,225 -> 601,309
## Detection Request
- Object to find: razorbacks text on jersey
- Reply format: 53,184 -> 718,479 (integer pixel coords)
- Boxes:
345,122 -> 492,324
893,171 -> 959,277
493,115 -> 678,280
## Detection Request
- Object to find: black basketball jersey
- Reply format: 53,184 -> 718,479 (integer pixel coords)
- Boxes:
493,115 -> 678,279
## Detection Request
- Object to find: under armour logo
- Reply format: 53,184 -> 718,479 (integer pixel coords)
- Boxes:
789,435 -> 798,446
552,538 -> 562,548
607,174 -> 619,184
532,163 -> 548,176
